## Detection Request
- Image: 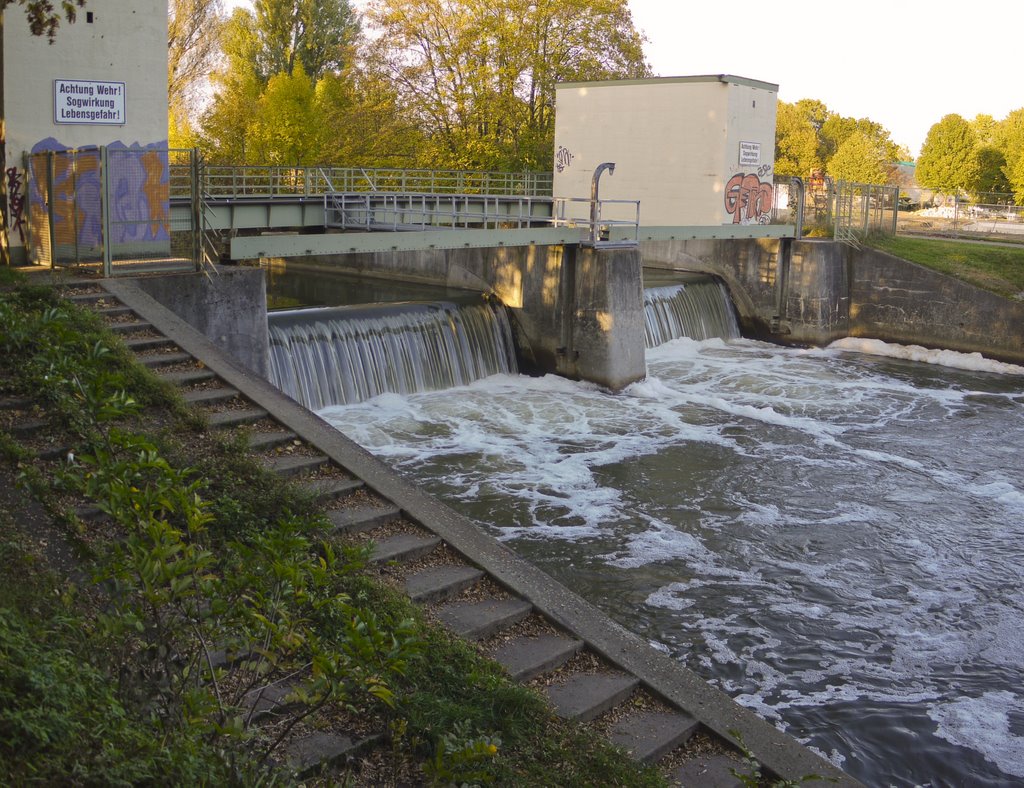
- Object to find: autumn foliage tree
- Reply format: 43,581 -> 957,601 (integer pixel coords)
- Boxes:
916,114 -> 979,197
364,0 -> 650,171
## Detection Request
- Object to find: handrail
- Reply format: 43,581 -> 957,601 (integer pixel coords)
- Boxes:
177,165 -> 553,200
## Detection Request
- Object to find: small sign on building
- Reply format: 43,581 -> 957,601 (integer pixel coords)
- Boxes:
54,79 -> 126,125
739,141 -> 761,167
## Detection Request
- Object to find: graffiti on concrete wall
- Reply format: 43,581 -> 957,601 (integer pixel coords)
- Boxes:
555,146 -> 575,173
5,167 -> 28,244
26,138 -> 170,257
724,171 -> 774,225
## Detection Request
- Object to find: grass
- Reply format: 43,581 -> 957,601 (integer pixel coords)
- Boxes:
0,280 -> 668,786
866,235 -> 1024,299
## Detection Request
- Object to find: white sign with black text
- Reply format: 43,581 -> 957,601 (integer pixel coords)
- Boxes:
739,141 -> 761,167
54,79 -> 126,125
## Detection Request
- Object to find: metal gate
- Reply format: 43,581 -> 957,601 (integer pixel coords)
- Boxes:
26,146 -> 202,275
834,180 -> 898,244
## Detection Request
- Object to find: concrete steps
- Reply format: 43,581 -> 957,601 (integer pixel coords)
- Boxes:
405,564 -> 484,603
156,368 -> 218,387
74,280 -> 853,786
609,709 -> 700,763
545,672 -> 639,722
436,598 -> 533,640
488,634 -> 583,682
327,504 -> 401,536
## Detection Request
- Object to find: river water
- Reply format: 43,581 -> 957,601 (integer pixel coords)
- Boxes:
318,332 -> 1024,787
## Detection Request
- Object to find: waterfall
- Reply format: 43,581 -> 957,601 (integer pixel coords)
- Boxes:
643,278 -> 740,347
268,299 -> 518,409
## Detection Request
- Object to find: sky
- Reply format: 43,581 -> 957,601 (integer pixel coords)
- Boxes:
626,0 -> 1023,159
227,0 -> 1023,159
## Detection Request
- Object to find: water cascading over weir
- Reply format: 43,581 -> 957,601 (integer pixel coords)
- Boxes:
267,298 -> 519,409
643,275 -> 741,347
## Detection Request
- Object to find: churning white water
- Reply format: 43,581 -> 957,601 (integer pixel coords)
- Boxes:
320,335 -> 1024,787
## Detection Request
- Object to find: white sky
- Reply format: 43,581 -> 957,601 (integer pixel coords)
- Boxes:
226,0 -> 1023,159
627,0 -> 1024,159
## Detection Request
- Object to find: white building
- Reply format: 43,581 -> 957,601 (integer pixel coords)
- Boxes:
1,1 -> 168,264
553,75 -> 779,229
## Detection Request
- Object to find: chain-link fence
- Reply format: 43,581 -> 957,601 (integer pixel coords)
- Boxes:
25,146 -> 200,275
897,193 -> 1024,241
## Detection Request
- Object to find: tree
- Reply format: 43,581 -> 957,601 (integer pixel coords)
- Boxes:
774,101 -> 821,177
168,0 -> 223,129
916,114 -> 979,196
972,145 -> 1009,198
0,0 -> 84,41
247,65 -> 321,166
993,108 -> 1024,202
826,130 -> 892,185
252,0 -> 358,83
365,0 -> 649,170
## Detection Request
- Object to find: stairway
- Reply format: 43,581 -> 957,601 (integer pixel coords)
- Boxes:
30,277 -> 855,787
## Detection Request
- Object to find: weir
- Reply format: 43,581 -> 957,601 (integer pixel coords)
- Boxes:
268,299 -> 518,409
643,275 -> 740,347
266,271 -> 741,410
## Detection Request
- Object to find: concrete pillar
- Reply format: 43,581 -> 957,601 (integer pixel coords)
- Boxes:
132,266 -> 270,378
563,245 -> 646,390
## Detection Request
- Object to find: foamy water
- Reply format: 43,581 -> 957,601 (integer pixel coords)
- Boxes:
321,337 -> 1024,786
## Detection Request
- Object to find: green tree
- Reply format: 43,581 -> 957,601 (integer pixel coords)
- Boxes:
971,113 -> 997,146
365,0 -> 649,170
993,108 -> 1024,202
198,8 -> 263,162
168,0 -> 222,125
826,130 -> 892,185
916,114 -> 979,196
971,145 -> 1010,198
247,65 -> 321,165
252,0 -> 358,82
0,0 -> 84,41
774,101 -> 822,177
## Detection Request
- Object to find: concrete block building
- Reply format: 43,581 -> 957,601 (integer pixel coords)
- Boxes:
553,75 -> 779,228
1,1 -> 168,264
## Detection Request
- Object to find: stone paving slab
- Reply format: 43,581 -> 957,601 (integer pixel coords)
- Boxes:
182,386 -> 240,405
545,672 -> 639,722
437,598 -> 532,640
263,453 -> 329,478
609,709 -> 700,763
299,476 -> 365,503
405,565 -> 484,603
285,731 -> 381,778
247,430 -> 298,451
328,504 -> 402,536
489,634 -> 583,682
672,753 -> 745,787
369,533 -> 441,564
206,407 -> 270,428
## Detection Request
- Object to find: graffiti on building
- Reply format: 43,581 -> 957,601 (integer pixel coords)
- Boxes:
26,138 -> 170,260
555,146 -> 575,173
724,172 -> 774,225
5,167 -> 27,244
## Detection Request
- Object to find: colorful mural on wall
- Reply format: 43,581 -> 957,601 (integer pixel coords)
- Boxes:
724,171 -> 774,225
24,137 -> 170,262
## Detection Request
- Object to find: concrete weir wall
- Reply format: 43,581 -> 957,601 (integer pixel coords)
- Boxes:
133,267 -> 271,378
266,243 -> 647,390
643,237 -> 1024,365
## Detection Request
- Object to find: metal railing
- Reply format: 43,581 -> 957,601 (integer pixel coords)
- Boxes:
835,181 -> 898,244
552,197 -> 640,245
170,166 -> 554,200
326,192 -> 553,232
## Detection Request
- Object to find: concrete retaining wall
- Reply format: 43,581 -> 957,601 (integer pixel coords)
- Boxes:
133,266 -> 270,378
642,237 -> 1024,364
849,247 -> 1024,364
265,243 -> 647,390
